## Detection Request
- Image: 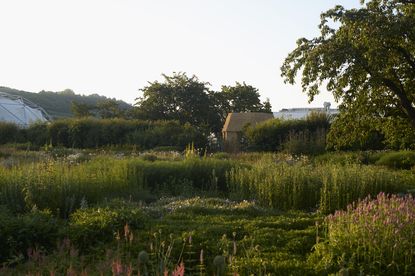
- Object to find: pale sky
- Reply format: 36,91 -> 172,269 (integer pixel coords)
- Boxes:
0,0 -> 360,111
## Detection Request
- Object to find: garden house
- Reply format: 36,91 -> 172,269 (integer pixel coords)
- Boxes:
222,112 -> 273,153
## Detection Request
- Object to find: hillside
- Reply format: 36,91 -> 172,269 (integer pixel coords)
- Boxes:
0,86 -> 132,119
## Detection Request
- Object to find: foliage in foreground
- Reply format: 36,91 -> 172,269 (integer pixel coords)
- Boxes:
0,198 -> 318,275
311,193 -> 415,275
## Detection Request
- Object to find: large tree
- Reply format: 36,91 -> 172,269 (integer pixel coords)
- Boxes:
220,82 -> 271,113
135,72 -> 222,134
135,73 -> 272,136
281,0 -> 415,148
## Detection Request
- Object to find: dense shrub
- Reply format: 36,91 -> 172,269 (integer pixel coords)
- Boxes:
23,123 -> 49,147
375,151 -> 415,169
48,118 -> 206,149
126,121 -> 205,150
0,118 -> 207,150
326,113 -> 386,151
310,193 -> 415,275
244,112 -> 329,154
0,122 -> 20,144
0,207 -> 60,263
68,204 -> 147,250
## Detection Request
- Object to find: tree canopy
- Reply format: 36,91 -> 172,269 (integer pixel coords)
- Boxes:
281,0 -> 415,149
220,82 -> 271,113
134,72 -> 221,134
134,73 -> 272,135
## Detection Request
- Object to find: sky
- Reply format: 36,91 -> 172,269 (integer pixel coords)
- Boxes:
0,0 -> 360,111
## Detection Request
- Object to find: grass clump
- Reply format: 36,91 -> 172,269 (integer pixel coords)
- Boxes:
310,193 -> 415,275
375,151 -> 415,169
228,162 -> 415,213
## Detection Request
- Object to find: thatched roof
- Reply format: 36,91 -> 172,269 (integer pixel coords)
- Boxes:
222,112 -> 274,132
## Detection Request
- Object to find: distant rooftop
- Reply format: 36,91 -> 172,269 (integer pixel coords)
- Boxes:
273,102 -> 339,120
222,112 -> 274,132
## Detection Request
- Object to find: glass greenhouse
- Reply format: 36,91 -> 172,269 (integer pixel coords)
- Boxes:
0,92 -> 49,127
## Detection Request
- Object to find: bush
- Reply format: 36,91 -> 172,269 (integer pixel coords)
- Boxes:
310,193 -> 415,275
47,118 -> 207,149
23,123 -> 49,147
0,207 -> 60,262
244,112 -> 330,154
282,128 -> 327,156
0,122 -> 20,144
68,204 -> 147,250
375,151 -> 415,169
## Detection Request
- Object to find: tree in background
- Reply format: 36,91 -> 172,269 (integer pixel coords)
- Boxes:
135,72 -> 222,134
71,102 -> 94,118
220,82 -> 271,114
281,0 -> 415,149
96,99 -> 124,119
135,73 -> 272,136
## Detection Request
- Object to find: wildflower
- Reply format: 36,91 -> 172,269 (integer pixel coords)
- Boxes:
172,262 -> 185,276
124,224 -> 130,241
200,249 -> 204,265
112,258 -> 123,275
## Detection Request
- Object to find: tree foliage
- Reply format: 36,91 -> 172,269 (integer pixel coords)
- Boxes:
220,82 -> 271,113
134,73 -> 272,135
71,102 -> 94,118
135,72 -> 221,134
281,0 -> 415,149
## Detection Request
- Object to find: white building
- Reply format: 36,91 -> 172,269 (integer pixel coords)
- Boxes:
273,102 -> 339,120
0,92 -> 49,127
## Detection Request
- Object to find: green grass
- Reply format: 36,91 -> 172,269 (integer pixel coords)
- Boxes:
2,197 -> 319,275
228,161 -> 415,213
1,149 -> 415,274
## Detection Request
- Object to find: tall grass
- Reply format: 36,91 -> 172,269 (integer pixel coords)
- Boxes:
228,162 -> 415,213
0,157 -> 238,217
128,157 -> 240,193
1,154 -> 414,217
228,163 -> 321,211
0,158 -> 143,217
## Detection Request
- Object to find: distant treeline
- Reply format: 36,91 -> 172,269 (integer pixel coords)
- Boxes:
0,118 -> 205,150
0,87 -> 132,119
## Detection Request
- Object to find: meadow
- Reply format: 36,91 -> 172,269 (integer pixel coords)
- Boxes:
1,146 -> 415,275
